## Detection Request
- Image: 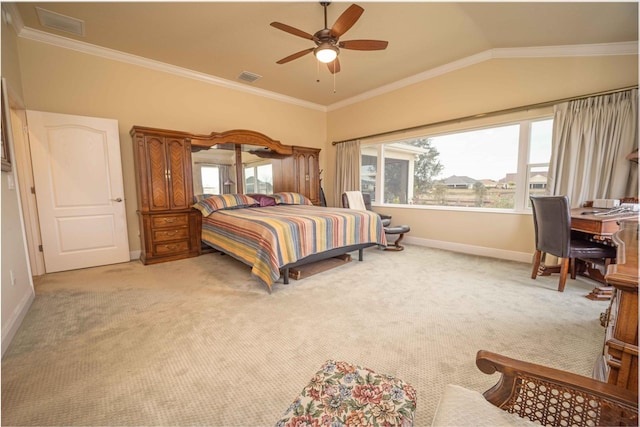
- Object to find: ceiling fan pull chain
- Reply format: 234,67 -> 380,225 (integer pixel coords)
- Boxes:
317,59 -> 320,83
333,64 -> 336,93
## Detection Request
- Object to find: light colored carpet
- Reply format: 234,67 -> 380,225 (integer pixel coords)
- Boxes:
1,245 -> 609,426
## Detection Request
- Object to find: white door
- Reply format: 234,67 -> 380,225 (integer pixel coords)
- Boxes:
27,110 -> 130,273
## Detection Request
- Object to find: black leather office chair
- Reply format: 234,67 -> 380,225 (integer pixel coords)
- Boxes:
342,191 -> 410,251
530,195 -> 617,292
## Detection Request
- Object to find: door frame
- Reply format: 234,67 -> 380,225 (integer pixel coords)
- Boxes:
7,94 -> 45,276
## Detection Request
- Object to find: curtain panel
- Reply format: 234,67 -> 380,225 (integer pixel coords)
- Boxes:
548,89 -> 638,207
334,140 -> 361,207
219,165 -> 234,193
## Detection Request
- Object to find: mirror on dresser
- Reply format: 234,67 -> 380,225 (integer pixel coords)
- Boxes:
191,143 -> 280,198
190,141 -> 322,206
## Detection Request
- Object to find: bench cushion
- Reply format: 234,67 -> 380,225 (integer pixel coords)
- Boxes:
276,360 -> 417,426
431,384 -> 537,427
385,225 -> 410,235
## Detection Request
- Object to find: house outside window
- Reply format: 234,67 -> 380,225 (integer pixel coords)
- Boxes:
360,117 -> 553,212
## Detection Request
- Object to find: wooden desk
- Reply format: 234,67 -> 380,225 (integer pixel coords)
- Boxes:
594,220 -> 639,395
568,208 -> 639,299
571,208 -> 638,240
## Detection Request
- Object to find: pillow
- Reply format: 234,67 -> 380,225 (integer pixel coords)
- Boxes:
246,194 -> 276,207
192,194 -> 258,216
194,194 -> 214,203
271,192 -> 313,206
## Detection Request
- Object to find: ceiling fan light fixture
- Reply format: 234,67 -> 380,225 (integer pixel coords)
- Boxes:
314,44 -> 338,63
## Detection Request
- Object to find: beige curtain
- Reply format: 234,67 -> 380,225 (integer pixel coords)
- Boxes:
548,89 -> 638,207
334,140 -> 361,207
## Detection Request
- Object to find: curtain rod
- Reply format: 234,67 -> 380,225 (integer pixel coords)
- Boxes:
331,85 -> 638,146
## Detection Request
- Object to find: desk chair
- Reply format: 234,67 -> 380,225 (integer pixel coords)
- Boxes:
342,191 -> 410,251
530,195 -> 617,292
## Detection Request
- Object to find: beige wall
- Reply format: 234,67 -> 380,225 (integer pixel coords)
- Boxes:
16,39 -> 327,254
326,55 -> 638,257
1,15 -> 34,355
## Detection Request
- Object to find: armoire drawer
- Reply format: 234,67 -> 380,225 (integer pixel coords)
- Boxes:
153,240 -> 190,256
152,227 -> 189,243
151,214 -> 189,228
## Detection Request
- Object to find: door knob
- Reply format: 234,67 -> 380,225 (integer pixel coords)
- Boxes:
111,198 -> 123,202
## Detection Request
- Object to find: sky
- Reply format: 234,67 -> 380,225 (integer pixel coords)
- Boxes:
428,119 -> 553,181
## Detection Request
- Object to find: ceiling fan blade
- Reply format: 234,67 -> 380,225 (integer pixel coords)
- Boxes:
330,4 -> 364,37
327,58 -> 341,74
339,39 -> 389,51
270,22 -> 314,40
276,48 -> 314,64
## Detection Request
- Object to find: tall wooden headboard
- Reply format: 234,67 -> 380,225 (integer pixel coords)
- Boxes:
187,128 -> 321,205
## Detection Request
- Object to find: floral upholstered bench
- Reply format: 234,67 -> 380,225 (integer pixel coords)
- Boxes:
275,360 -> 417,426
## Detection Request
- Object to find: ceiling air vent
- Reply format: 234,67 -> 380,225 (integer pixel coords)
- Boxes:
237,71 -> 262,84
36,7 -> 85,36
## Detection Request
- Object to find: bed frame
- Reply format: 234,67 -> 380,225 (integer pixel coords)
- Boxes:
202,233 -> 376,291
280,243 -> 376,285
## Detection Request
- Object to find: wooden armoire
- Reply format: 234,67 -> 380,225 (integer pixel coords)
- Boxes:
131,126 -> 201,264
131,126 -> 322,264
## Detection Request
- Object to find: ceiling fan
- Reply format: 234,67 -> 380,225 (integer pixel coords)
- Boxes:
270,2 -> 388,74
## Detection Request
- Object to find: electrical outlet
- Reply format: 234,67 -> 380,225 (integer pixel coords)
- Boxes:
10,270 -> 16,286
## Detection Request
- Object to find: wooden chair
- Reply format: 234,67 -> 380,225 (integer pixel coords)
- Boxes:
529,195 -> 616,292
476,350 -> 638,426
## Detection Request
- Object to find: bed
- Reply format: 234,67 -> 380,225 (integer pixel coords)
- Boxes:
194,193 -> 387,291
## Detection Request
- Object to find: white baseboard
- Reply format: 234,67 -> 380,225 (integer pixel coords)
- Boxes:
404,236 -> 533,264
2,288 -> 35,357
129,250 -> 141,261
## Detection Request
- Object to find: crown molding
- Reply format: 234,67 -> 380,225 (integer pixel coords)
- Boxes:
17,26 -> 327,112
327,41 -> 638,111
493,41 -> 638,59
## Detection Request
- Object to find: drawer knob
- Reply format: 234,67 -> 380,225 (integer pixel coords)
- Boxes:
164,218 -> 178,223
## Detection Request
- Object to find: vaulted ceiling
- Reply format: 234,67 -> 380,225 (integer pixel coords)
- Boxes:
8,2 -> 639,108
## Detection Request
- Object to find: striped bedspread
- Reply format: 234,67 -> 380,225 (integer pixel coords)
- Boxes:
201,205 -> 387,289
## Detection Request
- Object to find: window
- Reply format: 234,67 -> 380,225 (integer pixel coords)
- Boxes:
361,117 -> 553,212
244,163 -> 273,194
526,120 -> 553,207
201,166 -> 220,194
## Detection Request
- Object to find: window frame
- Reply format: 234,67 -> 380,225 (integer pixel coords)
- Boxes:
243,161 -> 273,195
200,164 -> 221,195
363,115 -> 553,213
